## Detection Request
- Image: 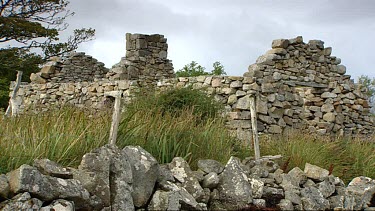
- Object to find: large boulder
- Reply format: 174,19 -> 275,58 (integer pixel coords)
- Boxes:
345,176 -> 375,210
74,145 -> 134,210
7,164 -> 92,209
211,157 -> 253,210
304,163 -> 329,182
123,145 -> 159,208
301,186 -> 330,210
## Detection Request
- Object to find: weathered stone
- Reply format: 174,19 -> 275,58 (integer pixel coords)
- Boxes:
40,65 -> 56,79
123,145 -> 159,208
157,164 -> 175,183
301,186 -> 330,210
168,157 -> 204,200
40,199 -> 75,211
337,65 -> 346,74
33,159 -> 73,179
156,181 -> 206,210
261,83 -> 276,93
318,177 -> 336,198
278,199 -> 294,211
323,112 -> 336,122
235,95 -> 250,110
202,172 -> 219,189
329,195 -> 345,209
272,39 -> 289,49
212,157 -> 252,210
253,199 -> 266,207
256,99 -> 268,115
248,178 -> 264,199
322,92 -> 337,98
304,163 -> 329,182
268,125 -> 282,134
321,103 -> 334,112
192,159 -> 217,173
30,73 -> 47,84
7,164 -> 92,209
345,176 -> 375,210
0,192 -> 43,211
262,187 -> 284,205
288,167 -> 307,186
0,174 -> 9,199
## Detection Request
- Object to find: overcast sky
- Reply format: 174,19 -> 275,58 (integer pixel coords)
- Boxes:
64,0 -> 375,80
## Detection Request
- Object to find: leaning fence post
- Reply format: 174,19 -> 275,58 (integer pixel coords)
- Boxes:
4,71 -> 23,117
249,94 -> 260,160
105,91 -> 122,145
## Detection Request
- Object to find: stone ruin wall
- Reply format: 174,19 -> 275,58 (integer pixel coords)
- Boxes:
11,34 -> 374,140
107,33 -> 175,84
30,52 -> 109,83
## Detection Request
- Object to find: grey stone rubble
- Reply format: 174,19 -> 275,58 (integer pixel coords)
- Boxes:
1,145 -> 375,210
31,52 -> 109,83
12,34 -> 374,139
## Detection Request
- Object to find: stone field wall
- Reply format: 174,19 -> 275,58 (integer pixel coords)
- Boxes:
11,34 -> 374,139
2,144 -> 375,210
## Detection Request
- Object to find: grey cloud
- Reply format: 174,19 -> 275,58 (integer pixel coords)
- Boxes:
60,0 -> 375,78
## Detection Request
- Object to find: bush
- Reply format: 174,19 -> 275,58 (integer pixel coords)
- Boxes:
129,86 -> 224,120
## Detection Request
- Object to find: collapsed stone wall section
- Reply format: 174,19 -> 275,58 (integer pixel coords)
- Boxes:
30,52 -> 109,84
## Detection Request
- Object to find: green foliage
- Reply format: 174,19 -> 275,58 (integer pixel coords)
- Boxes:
0,0 -> 95,58
155,87 -> 223,120
211,61 -> 226,75
175,61 -> 208,77
358,75 -> 375,101
176,61 -> 226,77
0,48 -> 43,109
0,0 -> 95,109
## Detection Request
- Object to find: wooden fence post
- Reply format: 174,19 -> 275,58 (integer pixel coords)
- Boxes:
105,91 -> 122,145
249,94 -> 260,160
4,71 -> 23,117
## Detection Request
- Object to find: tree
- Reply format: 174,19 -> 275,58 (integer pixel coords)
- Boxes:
176,61 -> 226,77
211,61 -> 226,75
176,61 -> 209,77
0,0 -> 95,109
0,0 -> 95,58
358,75 -> 375,113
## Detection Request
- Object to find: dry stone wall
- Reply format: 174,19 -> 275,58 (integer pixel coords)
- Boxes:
2,144 -> 375,210
11,34 -> 374,139
243,36 -> 373,135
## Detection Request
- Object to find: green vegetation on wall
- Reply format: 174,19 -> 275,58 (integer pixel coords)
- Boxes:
176,61 -> 226,77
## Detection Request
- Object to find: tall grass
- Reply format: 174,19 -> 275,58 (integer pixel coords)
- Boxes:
258,131 -> 375,184
0,107 -> 111,173
117,87 -> 245,168
0,87 -> 374,185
